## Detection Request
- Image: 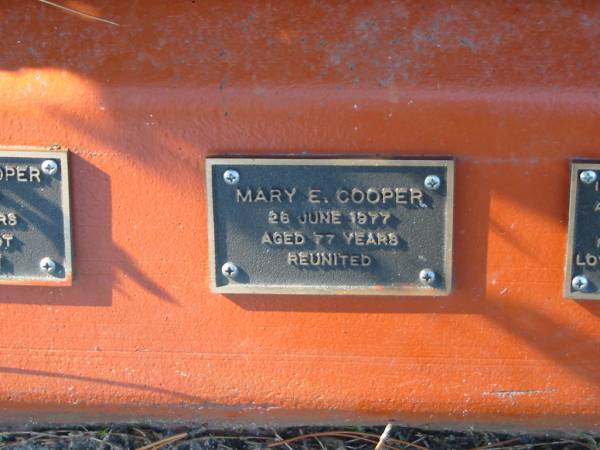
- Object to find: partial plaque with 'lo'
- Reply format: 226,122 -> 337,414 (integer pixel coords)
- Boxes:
206,158 -> 454,295
0,147 -> 72,285
565,161 -> 600,299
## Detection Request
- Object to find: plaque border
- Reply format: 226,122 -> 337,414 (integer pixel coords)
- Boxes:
564,161 -> 600,300
0,146 -> 72,286
206,157 -> 454,296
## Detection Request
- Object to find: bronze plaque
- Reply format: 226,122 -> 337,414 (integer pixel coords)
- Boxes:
206,158 -> 454,295
0,147 -> 72,285
565,161 -> 600,299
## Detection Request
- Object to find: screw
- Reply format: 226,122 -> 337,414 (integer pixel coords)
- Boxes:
223,169 -> 240,185
39,257 -> 56,274
41,159 -> 58,176
221,262 -> 239,278
572,275 -> 589,291
424,175 -> 441,190
580,170 -> 597,185
419,269 -> 436,286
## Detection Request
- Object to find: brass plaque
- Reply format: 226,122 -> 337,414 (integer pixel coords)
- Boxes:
565,162 -> 600,299
0,147 -> 72,285
206,158 -> 454,295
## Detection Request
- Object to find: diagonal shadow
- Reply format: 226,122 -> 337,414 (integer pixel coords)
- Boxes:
483,295 -> 600,389
0,154 -> 176,306
0,366 -> 199,404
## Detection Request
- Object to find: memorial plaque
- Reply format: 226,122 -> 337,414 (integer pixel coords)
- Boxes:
565,161 -> 600,299
0,147 -> 72,285
206,158 -> 454,295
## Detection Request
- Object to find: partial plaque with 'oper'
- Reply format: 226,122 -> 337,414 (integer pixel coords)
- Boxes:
0,147 -> 72,285
565,161 -> 600,299
206,158 -> 454,296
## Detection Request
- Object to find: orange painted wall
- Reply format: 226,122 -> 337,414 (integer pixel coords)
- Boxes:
0,0 -> 599,429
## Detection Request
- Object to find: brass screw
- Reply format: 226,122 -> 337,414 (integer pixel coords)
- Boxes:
424,175 -> 441,190
223,169 -> 240,185
39,257 -> 56,274
41,160 -> 58,176
572,275 -> 589,291
580,170 -> 597,185
419,269 -> 436,286
221,262 -> 239,278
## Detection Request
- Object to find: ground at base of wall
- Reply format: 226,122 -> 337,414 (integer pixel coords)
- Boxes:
0,426 -> 598,450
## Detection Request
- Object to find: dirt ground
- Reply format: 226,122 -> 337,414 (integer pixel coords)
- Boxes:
0,425 -> 598,450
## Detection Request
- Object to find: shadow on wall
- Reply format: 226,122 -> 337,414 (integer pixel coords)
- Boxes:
0,154 -> 175,306
0,366 -> 202,403
226,159 -> 600,394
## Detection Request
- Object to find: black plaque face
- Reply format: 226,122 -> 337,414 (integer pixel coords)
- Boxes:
0,148 -> 72,285
565,162 -> 600,299
206,158 -> 454,295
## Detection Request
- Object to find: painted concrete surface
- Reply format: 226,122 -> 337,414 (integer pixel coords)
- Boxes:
0,1 -> 599,429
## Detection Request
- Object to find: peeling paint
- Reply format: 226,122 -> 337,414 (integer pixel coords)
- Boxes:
482,389 -> 557,399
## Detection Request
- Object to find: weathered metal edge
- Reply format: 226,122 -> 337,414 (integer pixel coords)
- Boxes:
205,157 -> 454,297
205,158 -> 217,293
444,159 -> 455,294
564,161 -> 600,300
0,145 -> 72,286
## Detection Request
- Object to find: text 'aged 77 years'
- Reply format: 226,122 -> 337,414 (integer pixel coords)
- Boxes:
207,158 -> 454,296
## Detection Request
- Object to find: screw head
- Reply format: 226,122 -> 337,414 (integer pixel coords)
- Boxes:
572,275 -> 589,291
39,257 -> 56,274
41,159 -> 58,176
223,169 -> 240,185
221,262 -> 239,278
419,268 -> 436,286
424,175 -> 441,190
580,170 -> 597,185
